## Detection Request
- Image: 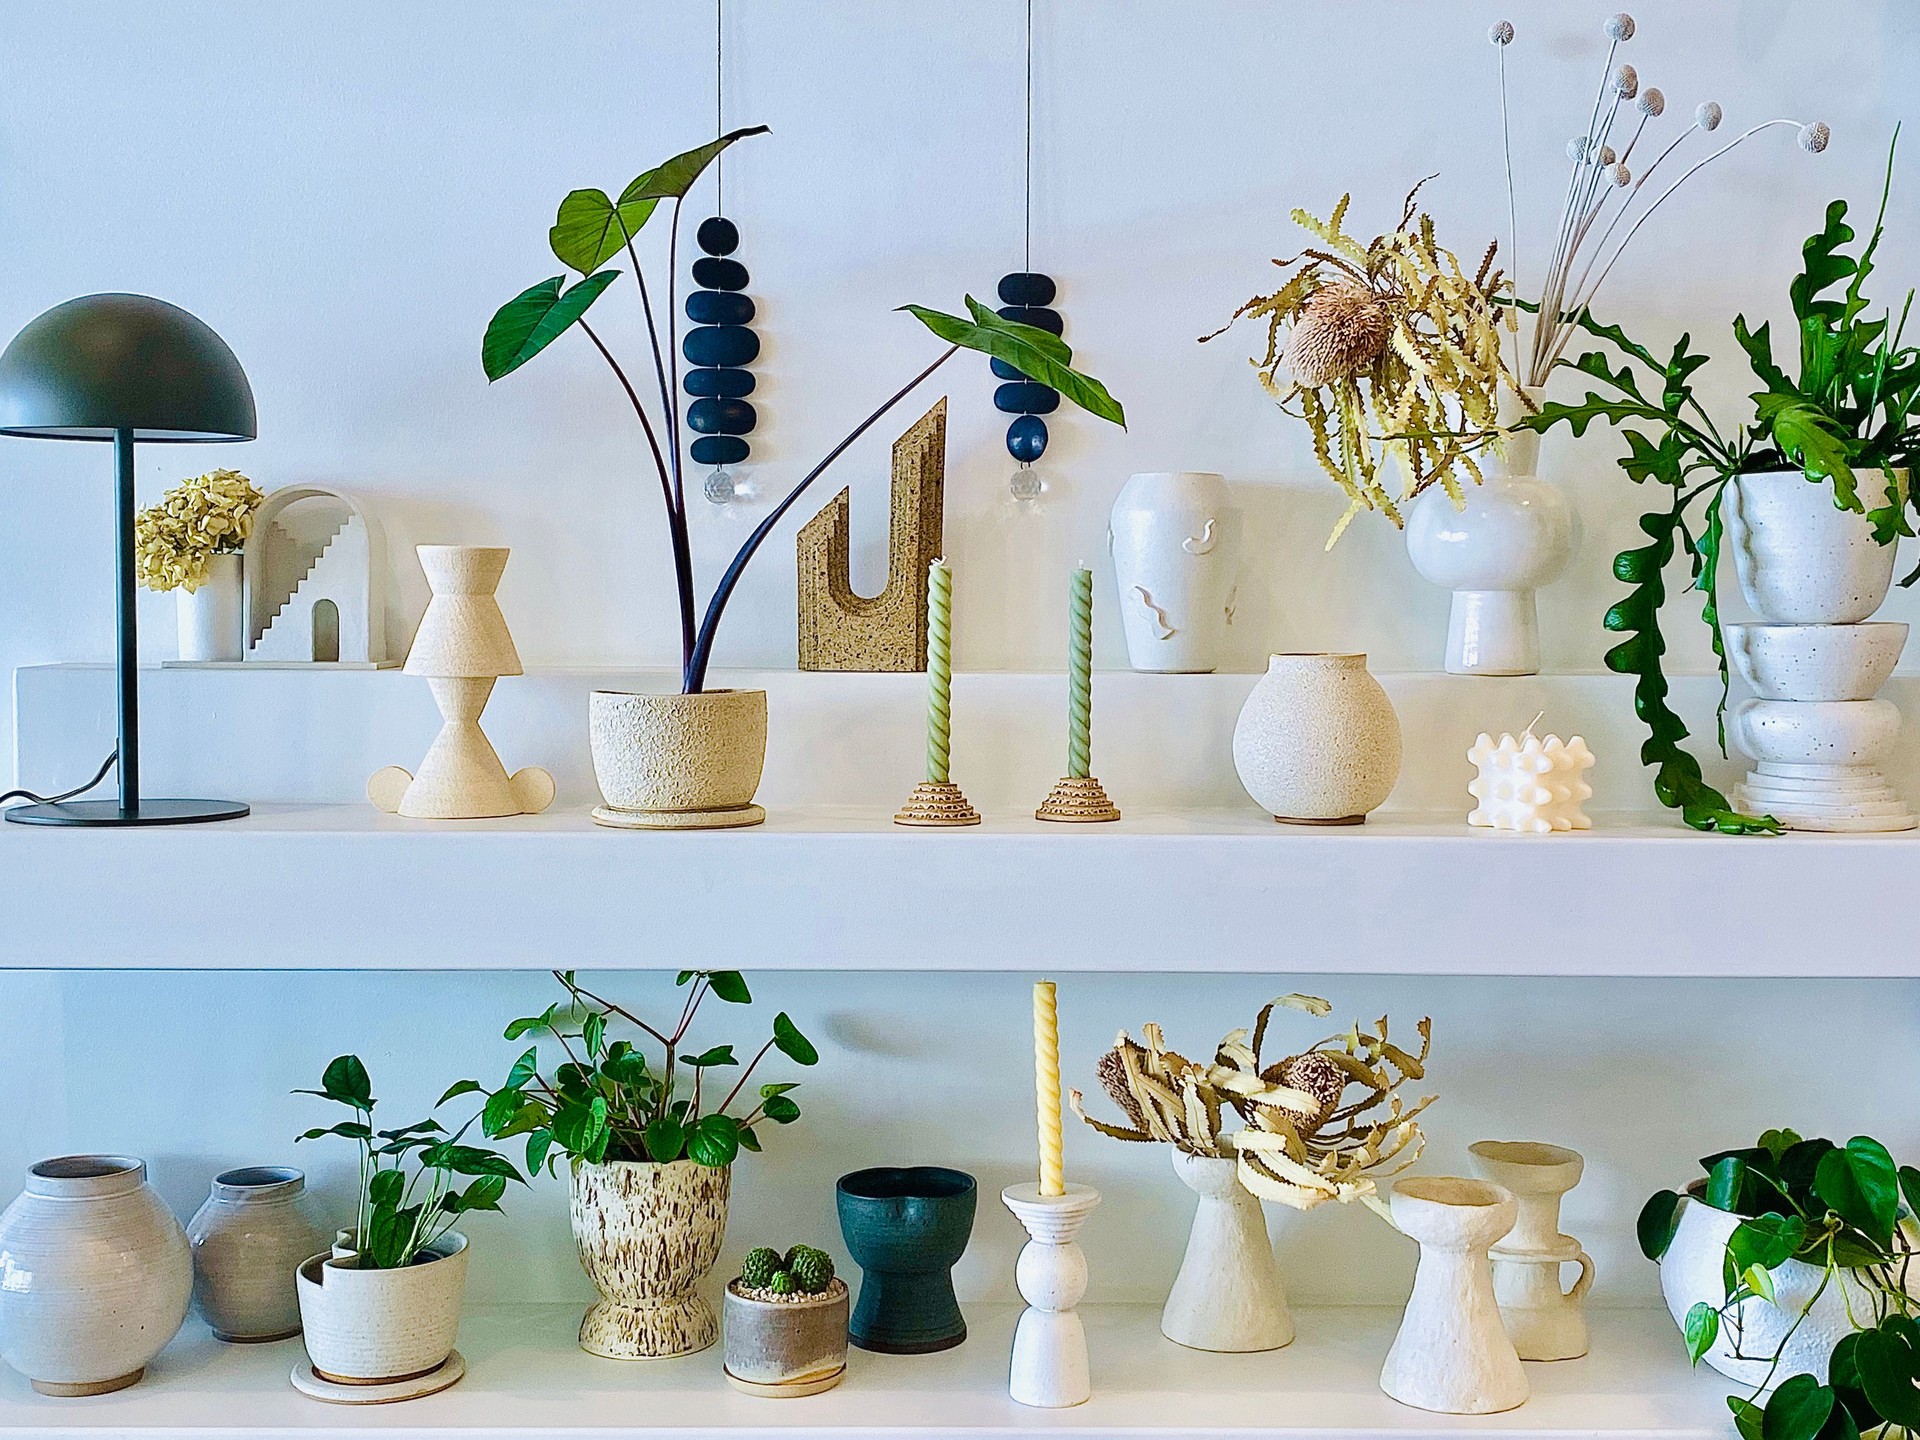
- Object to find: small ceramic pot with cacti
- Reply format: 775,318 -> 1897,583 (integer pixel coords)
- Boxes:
723,1243 -> 849,1397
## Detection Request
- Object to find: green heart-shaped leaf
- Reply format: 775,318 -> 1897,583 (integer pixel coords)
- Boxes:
619,126 -> 770,205
902,299 -> 1126,427
483,271 -> 619,381
550,188 -> 658,275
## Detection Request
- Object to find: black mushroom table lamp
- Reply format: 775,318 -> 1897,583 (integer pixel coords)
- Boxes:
0,293 -> 256,825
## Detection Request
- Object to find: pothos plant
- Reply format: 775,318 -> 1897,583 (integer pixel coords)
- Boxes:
455,969 -> 817,1175
296,1054 -> 527,1269
1638,1132 -> 1920,1440
484,127 -> 1125,694
1522,139 -> 1920,833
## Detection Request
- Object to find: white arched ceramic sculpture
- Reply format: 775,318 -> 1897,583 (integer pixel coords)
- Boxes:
245,486 -> 389,666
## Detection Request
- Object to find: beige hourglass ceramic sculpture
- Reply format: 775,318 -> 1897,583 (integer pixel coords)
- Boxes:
368,546 -> 554,819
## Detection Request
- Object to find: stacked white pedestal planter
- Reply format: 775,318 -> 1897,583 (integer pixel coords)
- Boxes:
1725,470 -> 1915,832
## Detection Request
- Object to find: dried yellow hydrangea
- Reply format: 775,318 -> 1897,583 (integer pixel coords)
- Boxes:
134,469 -> 264,593
1205,186 -> 1525,547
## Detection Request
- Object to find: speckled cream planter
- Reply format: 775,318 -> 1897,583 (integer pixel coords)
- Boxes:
294,1233 -> 469,1384
724,1279 -> 850,1396
589,689 -> 768,830
1232,654 -> 1402,824
571,1159 -> 731,1359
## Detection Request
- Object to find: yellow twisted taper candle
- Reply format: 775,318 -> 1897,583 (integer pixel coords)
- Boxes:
1034,979 -> 1065,1196
926,559 -> 952,784
1067,567 -> 1092,779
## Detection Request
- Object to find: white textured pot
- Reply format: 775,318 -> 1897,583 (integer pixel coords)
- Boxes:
187,1165 -> 327,1343
1726,621 -> 1908,702
0,1155 -> 192,1397
175,552 -> 245,662
1726,469 -> 1905,624
571,1158 -> 731,1359
589,689 -> 768,830
1732,697 -> 1902,769
1161,1151 -> 1292,1352
1380,1177 -> 1527,1416
295,1232 -> 469,1384
1404,389 -> 1572,675
1232,654 -> 1401,824
723,1278 -> 850,1396
1468,1141 -> 1593,1362
1108,471 -> 1237,673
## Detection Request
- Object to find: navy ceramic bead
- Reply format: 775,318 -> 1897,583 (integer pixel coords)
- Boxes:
696,216 -> 740,256
691,435 -> 750,467
1006,414 -> 1049,462
685,290 -> 755,326
683,366 -> 756,399
687,397 -> 757,435
994,382 -> 1059,415
990,357 -> 1030,382
683,325 -> 760,368
997,272 -> 1057,307
691,256 -> 750,292
998,304 -> 1063,336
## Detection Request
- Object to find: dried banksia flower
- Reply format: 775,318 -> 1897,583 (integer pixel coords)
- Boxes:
1638,87 -> 1665,117
1488,19 -> 1514,44
1284,283 -> 1390,388
1606,12 -> 1636,40
1800,121 -> 1831,153
1265,1052 -> 1346,1134
1696,101 -> 1723,131
1096,1048 -> 1148,1132
1612,64 -> 1638,99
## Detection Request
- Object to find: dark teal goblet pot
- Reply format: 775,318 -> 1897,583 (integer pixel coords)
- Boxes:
835,1167 -> 977,1354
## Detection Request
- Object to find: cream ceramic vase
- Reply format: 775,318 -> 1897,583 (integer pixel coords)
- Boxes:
176,552 -> 246,662
1108,471 -> 1237,673
1380,1177 -> 1528,1416
0,1155 -> 192,1397
1232,654 -> 1401,824
1404,388 -> 1572,675
589,689 -> 769,830
571,1158 -> 731,1359
1468,1141 -> 1593,1361
295,1231 -> 469,1383
1726,469 -> 1905,624
1161,1151 -> 1292,1352
187,1165 -> 327,1343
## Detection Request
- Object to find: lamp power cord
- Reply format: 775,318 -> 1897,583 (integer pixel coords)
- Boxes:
0,749 -> 118,807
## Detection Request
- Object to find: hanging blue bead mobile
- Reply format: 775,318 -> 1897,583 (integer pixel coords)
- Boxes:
1000,0 -> 1053,507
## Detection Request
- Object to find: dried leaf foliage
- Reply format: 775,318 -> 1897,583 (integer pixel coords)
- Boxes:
1070,994 -> 1434,1218
1205,185 -> 1523,547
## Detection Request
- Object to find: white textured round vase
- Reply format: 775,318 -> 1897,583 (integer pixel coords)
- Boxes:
1404,390 -> 1572,675
1726,622 -> 1908,703
1161,1151 -> 1292,1352
571,1159 -> 731,1359
175,552 -> 246,662
187,1165 -> 327,1343
1726,469 -> 1905,624
1232,654 -> 1401,824
0,1155 -> 192,1397
589,689 -> 768,830
1108,471 -> 1237,673
1379,1177 -> 1528,1416
295,1232 -> 468,1383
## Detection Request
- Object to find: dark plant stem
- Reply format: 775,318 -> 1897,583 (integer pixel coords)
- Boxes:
682,343 -> 961,693
716,1036 -> 778,1114
619,239 -> 697,670
580,320 -> 676,523
668,198 -> 687,518
555,972 -> 672,1048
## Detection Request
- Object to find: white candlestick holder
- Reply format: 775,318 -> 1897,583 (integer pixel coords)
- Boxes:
1001,1182 -> 1100,1409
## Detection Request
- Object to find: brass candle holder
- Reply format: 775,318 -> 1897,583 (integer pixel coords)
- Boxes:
1035,775 -> 1120,823
895,779 -> 981,827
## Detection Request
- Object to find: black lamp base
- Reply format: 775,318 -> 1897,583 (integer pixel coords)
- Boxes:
4,798 -> 250,827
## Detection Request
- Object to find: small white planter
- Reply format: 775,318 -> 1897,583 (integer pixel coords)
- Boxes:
1161,1151 -> 1292,1352
1107,471 -> 1237,673
1232,653 -> 1401,824
175,552 -> 246,662
295,1232 -> 469,1384
1726,469 -> 1905,624
723,1279 -> 850,1396
1726,621 -> 1908,702
589,689 -> 768,830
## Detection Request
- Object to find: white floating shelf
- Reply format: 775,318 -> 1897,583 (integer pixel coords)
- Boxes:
2,802 -> 1916,973
0,1303 -> 1728,1439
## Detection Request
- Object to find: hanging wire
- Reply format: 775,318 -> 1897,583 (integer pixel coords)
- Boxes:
1023,0 -> 1033,272
715,0 -> 725,214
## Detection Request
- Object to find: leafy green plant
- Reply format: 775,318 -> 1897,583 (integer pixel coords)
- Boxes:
483,128 -> 1125,695
1639,1132 -> 1920,1440
457,970 -> 816,1175
295,1054 -> 526,1269
738,1243 -> 835,1296
1523,138 -> 1920,832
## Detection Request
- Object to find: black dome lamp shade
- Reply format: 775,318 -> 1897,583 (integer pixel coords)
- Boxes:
0,294 -> 257,826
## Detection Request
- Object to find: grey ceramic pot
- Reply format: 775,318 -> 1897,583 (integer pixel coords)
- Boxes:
187,1166 -> 327,1343
723,1278 -> 849,1396
836,1166 -> 977,1354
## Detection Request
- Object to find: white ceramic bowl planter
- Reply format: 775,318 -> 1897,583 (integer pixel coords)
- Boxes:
1232,654 -> 1402,824
1160,1151 -> 1292,1352
1726,469 -> 1903,624
295,1232 -> 469,1384
1107,471 -> 1238,673
589,689 -> 769,830
571,1158 -> 731,1359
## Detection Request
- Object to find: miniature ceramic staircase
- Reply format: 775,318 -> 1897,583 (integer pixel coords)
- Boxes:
249,514 -> 354,660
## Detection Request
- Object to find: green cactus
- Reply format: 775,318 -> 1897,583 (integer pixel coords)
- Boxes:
768,1268 -> 798,1295
789,1247 -> 835,1293
740,1246 -> 781,1289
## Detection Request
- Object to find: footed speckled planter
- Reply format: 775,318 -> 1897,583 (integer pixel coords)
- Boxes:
571,1159 -> 731,1360
589,689 -> 768,830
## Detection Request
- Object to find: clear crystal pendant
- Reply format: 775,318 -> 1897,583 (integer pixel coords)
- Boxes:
703,467 -> 756,506
1007,463 -> 1048,507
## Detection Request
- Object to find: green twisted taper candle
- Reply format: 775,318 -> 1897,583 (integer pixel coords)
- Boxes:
926,558 -> 953,784
1068,566 -> 1092,778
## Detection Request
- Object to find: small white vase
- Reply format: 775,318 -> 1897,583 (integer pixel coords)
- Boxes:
1404,389 -> 1572,676
1468,1141 -> 1593,1362
187,1165 -> 327,1343
571,1158 -> 731,1359
0,1155 -> 192,1397
1107,471 -> 1236,673
1726,469 -> 1905,624
1380,1177 -> 1528,1416
1232,653 -> 1401,824
1161,1151 -> 1292,1351
175,552 -> 245,662
295,1232 -> 468,1383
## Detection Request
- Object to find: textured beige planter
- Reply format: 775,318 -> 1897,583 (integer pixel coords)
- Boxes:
589,689 -> 768,829
571,1159 -> 731,1359
294,1233 -> 469,1384
1232,654 -> 1402,824
724,1278 -> 850,1396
